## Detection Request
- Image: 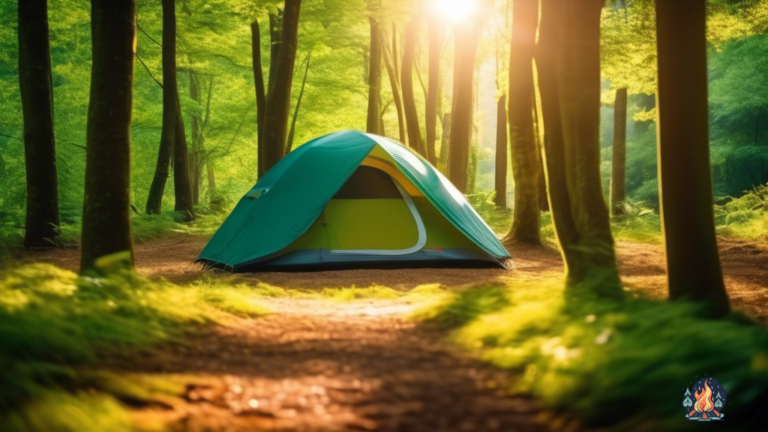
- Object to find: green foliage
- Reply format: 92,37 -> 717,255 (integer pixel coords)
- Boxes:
466,191 -> 512,234
415,280 -> 768,429
0,263 -> 268,425
715,183 -> 768,242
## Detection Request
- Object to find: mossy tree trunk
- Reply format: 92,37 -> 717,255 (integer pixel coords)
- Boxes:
611,87 -> 627,216
262,0 -> 301,173
367,17 -> 382,135
505,0 -> 540,245
401,15 -> 426,156
172,92 -> 194,219
536,0 -> 622,295
80,0 -> 135,272
655,0 -> 730,316
146,0 -> 178,215
494,95 -> 507,208
251,20 -> 267,179
18,0 -> 60,247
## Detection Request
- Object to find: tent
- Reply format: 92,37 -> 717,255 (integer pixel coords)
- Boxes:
198,131 -> 511,270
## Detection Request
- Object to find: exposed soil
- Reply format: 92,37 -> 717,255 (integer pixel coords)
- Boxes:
14,235 -> 768,431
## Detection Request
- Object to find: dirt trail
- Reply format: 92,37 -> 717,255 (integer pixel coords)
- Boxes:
15,235 -> 768,431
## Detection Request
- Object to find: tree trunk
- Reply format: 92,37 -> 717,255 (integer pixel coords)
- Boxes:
506,0 -> 540,245
439,112 -> 451,173
611,87 -> 628,216
251,20 -> 266,179
425,17 -> 440,165
286,50 -> 311,153
267,10 -> 283,100
262,0 -> 301,173
448,25 -> 480,193
145,0 -> 177,215
18,0 -> 60,247
207,161 -> 216,199
536,0 -> 621,295
655,0 -> 730,315
173,92 -> 194,219
381,28 -> 406,143
366,17 -> 382,135
401,15 -> 426,156
533,97 -> 549,211
81,0 -> 135,272
494,95 -> 507,208
188,71 -> 201,205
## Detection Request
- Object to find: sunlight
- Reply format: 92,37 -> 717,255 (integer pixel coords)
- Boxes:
434,0 -> 476,22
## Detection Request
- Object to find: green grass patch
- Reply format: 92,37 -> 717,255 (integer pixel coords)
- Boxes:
0,263 -> 268,431
414,279 -> 768,430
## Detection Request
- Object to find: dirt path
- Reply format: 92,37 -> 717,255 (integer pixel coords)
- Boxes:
14,235 -> 768,431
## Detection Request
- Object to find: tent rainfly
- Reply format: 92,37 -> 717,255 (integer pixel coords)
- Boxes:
198,131 -> 511,270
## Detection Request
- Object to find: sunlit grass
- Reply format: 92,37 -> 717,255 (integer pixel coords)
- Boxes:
413,278 -> 768,429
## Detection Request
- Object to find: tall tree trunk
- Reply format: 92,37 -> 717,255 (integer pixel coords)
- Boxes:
401,15 -> 426,156
611,87 -> 627,215
81,0 -> 135,272
533,97 -> 549,211
366,17 -> 382,134
506,0 -> 540,244
494,95 -> 507,208
425,17 -> 440,164
381,28 -> 406,143
448,25 -> 480,193
286,50 -> 311,153
262,0 -> 301,173
145,0 -> 177,215
173,93 -> 194,219
267,10 -> 283,100
655,0 -> 730,315
439,112 -> 451,173
189,70 -> 201,205
206,161 -> 216,199
251,20 -> 266,179
18,0 -> 60,247
536,0 -> 621,295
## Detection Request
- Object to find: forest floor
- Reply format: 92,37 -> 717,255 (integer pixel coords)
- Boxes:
15,235 -> 768,431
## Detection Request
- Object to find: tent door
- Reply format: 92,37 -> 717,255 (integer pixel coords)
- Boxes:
329,182 -> 426,256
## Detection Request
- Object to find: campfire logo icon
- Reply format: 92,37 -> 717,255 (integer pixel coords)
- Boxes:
683,377 -> 726,421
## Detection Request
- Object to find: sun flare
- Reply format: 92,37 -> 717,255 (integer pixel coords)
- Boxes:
435,0 -> 476,22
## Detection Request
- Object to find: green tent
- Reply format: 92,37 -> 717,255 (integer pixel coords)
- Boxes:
198,131 -> 511,270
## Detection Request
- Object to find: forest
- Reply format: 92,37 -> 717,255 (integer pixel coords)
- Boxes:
2,0 -> 768,430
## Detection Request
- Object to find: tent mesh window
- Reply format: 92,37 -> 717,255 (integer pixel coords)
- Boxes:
332,166 -> 402,199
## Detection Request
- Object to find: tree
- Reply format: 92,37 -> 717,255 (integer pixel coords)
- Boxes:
251,20 -> 266,178
494,95 -> 507,208
505,0 -> 540,245
366,17 -> 382,135
18,0 -> 60,247
80,0 -> 135,272
401,13 -> 426,156
380,26 -> 406,143
262,0 -> 302,173
146,0 -> 179,215
425,15 -> 441,164
611,87 -> 627,215
173,92 -> 194,219
447,7 -> 485,193
535,0 -> 621,294
286,50 -> 311,153
655,0 -> 730,316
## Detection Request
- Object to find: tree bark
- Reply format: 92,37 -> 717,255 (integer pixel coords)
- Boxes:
81,0 -> 135,272
381,28 -> 406,143
251,20 -> 267,179
425,17 -> 440,164
611,87 -> 627,216
267,10 -> 283,100
18,0 -> 60,247
173,92 -> 194,219
367,17 -> 382,135
262,0 -> 301,173
655,0 -> 730,315
506,0 -> 540,245
286,50 -> 311,153
494,95 -> 507,208
401,15 -> 426,156
448,25 -> 480,193
536,0 -> 621,295
439,112 -> 451,173
145,0 -> 177,215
